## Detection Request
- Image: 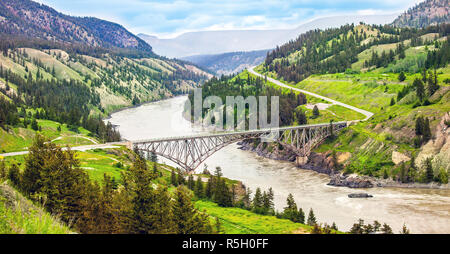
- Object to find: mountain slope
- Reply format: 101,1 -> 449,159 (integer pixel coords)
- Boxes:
0,0 -> 151,52
139,14 -> 398,58
392,0 -> 449,28
0,0 -> 212,145
252,23 -> 450,184
181,49 -> 270,75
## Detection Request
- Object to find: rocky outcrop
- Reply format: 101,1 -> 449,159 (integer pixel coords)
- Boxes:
237,139 -> 298,162
327,173 -> 374,188
416,112 -> 450,172
392,151 -> 411,165
348,193 -> 373,198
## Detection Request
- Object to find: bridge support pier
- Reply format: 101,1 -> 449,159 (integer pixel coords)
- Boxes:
295,156 -> 308,167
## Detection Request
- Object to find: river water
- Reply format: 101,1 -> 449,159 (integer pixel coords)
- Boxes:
108,96 -> 450,234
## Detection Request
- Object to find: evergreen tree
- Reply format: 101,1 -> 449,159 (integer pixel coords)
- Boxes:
414,78 -> 425,101
312,105 -> 320,118
194,176 -> 204,198
424,158 -> 434,183
297,208 -> 305,224
283,193 -> 301,222
205,177 -> 213,199
241,187 -> 252,209
401,224 -> 410,234
307,208 -> 317,226
381,223 -> 393,234
390,97 -> 395,106
187,175 -> 194,190
171,169 -> 177,186
0,160 -> 6,180
126,156 -> 174,234
172,186 -> 212,234
262,187 -> 274,214
423,117 -> 432,142
152,163 -> 158,175
8,163 -> 21,187
252,187 -> 264,213
398,72 -> 406,82
31,118 -> 39,131
177,169 -> 185,186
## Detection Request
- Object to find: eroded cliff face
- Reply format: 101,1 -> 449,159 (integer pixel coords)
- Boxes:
237,139 -> 298,162
236,112 -> 450,189
416,112 -> 450,172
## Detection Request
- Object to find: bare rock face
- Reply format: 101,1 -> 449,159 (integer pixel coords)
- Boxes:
237,139 -> 298,162
328,173 -> 374,188
348,193 -> 373,198
392,151 -> 411,165
417,113 -> 450,172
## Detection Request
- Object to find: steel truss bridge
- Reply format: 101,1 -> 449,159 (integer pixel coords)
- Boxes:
131,121 -> 347,172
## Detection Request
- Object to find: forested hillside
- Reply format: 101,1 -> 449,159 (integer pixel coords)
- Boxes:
253,22 -> 450,185
182,50 -> 269,75
0,0 -> 212,146
391,0 -> 449,28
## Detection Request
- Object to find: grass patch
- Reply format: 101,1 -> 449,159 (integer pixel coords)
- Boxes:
195,200 -> 310,234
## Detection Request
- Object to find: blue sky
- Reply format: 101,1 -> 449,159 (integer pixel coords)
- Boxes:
36,0 -> 421,38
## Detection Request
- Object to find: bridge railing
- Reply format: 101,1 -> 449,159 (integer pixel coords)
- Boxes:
131,121 -> 348,144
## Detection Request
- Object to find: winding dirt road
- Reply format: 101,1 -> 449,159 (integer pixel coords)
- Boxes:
248,66 -> 374,121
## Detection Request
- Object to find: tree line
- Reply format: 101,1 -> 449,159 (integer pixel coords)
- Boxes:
264,23 -> 449,83
1,135 -> 212,234
188,73 -> 308,128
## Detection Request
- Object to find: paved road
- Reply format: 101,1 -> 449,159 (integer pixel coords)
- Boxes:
0,142 -> 127,157
248,67 -> 374,121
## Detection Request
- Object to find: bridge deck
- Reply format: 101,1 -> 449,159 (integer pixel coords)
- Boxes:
132,121 -> 347,144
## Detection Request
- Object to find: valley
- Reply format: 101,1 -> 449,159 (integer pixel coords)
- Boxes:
0,0 -> 449,236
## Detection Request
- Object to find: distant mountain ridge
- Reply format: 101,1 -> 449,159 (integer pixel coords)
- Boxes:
392,0 -> 449,28
181,50 -> 270,75
139,14 -> 398,58
0,0 -> 152,52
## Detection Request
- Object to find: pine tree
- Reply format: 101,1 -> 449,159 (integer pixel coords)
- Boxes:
194,176 -> 204,198
331,222 -> 338,231
381,223 -> 393,234
171,169 -> 177,186
401,224 -> 410,234
398,72 -> 406,82
187,175 -> 194,190
423,117 -> 431,142
390,97 -> 395,106
297,208 -> 305,224
283,193 -> 300,222
31,118 -> 39,131
172,186 -> 212,234
307,208 -> 317,226
8,163 -> 21,187
152,163 -> 158,175
0,160 -> 6,180
127,156 -> 174,233
264,187 -> 274,214
205,177 -> 213,199
312,105 -> 320,118
414,78 -> 425,101
241,187 -> 252,209
424,157 -> 434,183
252,187 -> 263,213
177,169 -> 185,186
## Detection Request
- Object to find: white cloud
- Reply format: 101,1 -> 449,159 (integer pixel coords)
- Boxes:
37,0 -> 420,38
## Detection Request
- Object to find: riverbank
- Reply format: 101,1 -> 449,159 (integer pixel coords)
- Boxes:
104,94 -> 188,121
237,139 -> 449,190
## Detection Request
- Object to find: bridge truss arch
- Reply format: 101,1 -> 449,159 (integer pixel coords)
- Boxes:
132,122 -> 347,172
